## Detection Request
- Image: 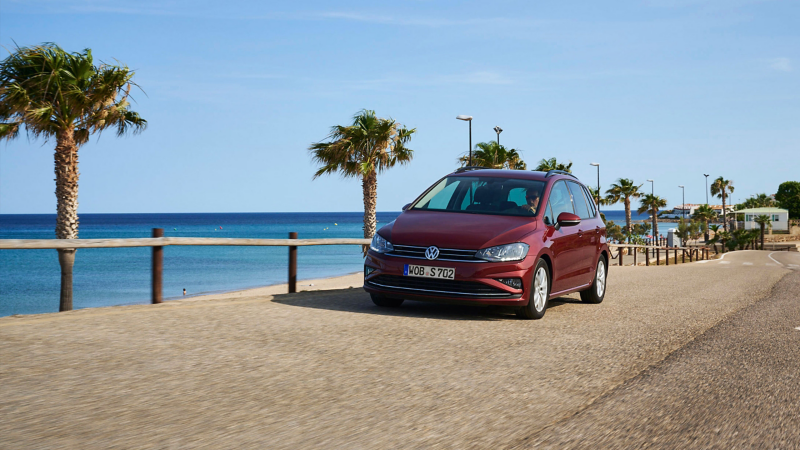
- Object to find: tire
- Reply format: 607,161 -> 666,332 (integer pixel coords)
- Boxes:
370,293 -> 404,307
516,259 -> 550,320
580,256 -> 607,304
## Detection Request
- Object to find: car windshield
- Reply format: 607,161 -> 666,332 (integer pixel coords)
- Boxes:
411,176 -> 546,217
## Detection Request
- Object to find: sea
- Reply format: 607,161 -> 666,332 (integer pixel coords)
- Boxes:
0,210 -> 675,317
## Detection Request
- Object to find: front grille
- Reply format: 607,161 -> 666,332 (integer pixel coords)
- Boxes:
367,275 -> 513,298
387,244 -> 481,262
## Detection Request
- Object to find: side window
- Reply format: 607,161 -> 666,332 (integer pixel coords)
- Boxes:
567,182 -> 592,219
548,181 -> 575,218
581,185 -> 597,217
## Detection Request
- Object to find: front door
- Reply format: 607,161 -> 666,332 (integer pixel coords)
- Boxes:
545,181 -> 583,293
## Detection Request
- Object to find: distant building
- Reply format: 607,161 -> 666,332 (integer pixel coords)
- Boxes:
737,207 -> 790,232
662,204 -> 731,219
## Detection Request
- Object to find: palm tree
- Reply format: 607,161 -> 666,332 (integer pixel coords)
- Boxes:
692,204 -> 717,242
459,141 -> 525,169
310,109 -> 415,242
717,230 -> 732,253
534,157 -> 572,173
754,215 -> 772,250
606,178 -> 643,241
708,224 -> 721,254
637,194 -> 667,240
0,43 -> 146,311
710,177 -> 734,232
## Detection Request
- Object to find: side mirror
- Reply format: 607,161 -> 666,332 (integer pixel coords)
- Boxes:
556,212 -> 581,229
402,203 -> 412,211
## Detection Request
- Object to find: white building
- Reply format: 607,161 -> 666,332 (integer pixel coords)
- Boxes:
662,204 -> 730,219
738,207 -> 790,232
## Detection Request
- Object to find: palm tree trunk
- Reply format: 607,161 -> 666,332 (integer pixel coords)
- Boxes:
624,198 -> 632,242
652,209 -> 658,242
361,169 -> 378,240
54,129 -> 80,311
722,194 -> 727,232
760,225 -> 765,250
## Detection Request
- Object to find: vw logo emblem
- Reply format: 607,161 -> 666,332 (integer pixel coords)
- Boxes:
425,246 -> 440,260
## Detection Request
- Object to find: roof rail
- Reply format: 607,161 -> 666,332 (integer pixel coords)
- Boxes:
545,169 -> 579,180
454,166 -> 491,173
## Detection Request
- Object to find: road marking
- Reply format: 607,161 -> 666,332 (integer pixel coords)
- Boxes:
768,252 -> 785,267
742,262 -> 753,265
696,260 -> 709,264
796,327 -> 800,331
789,264 -> 799,268
719,261 -> 730,265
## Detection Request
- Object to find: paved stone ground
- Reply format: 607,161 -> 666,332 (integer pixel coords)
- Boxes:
1,251 -> 796,449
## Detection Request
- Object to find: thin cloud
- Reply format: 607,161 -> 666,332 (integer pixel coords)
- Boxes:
316,12 -> 536,27
768,57 -> 792,72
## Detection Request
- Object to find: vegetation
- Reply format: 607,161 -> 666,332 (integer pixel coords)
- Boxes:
309,109 -> 416,242
676,218 -> 702,246
0,43 -> 147,311
737,193 -> 776,210
775,181 -> 800,219
459,141 -> 525,169
691,204 -> 717,242
605,178 -> 643,241
708,224 -> 721,254
586,186 -> 608,209
637,194 -> 667,239
754,215 -> 772,249
534,157 -> 572,173
710,177 -> 734,232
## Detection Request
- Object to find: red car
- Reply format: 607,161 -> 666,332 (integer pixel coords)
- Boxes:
363,168 -> 609,319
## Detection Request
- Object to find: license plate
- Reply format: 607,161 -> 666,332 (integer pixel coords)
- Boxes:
404,264 -> 455,280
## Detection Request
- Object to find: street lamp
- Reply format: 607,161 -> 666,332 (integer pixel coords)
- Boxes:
704,174 -> 709,205
678,185 -> 685,220
493,126 -> 502,145
590,163 -> 600,211
646,179 -> 654,196
457,115 -> 473,166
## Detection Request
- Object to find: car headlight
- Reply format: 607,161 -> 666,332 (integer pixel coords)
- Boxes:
475,243 -> 529,262
370,234 -> 394,254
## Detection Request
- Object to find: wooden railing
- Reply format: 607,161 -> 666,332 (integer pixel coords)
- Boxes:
0,229 -> 371,310
609,244 -> 711,266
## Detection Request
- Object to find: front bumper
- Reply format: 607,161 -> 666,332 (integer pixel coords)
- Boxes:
363,251 -> 535,306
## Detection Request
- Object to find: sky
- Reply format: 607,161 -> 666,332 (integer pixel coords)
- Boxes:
1,0 -> 798,214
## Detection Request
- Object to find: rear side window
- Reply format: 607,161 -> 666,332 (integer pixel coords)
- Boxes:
567,181 -> 592,219
548,181 -> 575,219
581,185 -> 597,217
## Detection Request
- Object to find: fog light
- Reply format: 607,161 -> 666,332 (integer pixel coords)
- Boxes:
365,265 -> 376,277
497,278 -> 522,289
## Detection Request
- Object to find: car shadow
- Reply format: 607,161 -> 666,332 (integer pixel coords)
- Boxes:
271,288 -> 521,321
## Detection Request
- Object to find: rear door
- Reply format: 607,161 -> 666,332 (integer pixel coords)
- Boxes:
567,181 -> 597,286
545,180 -> 582,293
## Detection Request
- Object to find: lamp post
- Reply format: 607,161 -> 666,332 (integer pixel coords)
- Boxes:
678,185 -> 685,220
493,126 -> 502,145
457,115 -> 473,166
647,179 -> 654,196
590,163 -> 600,211
704,174 -> 709,205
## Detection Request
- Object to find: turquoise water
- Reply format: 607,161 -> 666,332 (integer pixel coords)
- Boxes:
0,212 -> 399,317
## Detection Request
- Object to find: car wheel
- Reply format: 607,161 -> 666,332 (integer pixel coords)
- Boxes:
580,256 -> 607,304
370,293 -> 404,307
516,259 -> 550,320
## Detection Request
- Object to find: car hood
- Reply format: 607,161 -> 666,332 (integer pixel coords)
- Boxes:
380,210 -> 538,250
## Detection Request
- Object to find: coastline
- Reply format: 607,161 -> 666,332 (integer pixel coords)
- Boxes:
167,271 -> 364,304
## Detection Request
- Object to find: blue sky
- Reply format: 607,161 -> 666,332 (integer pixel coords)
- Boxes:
1,0 -> 798,213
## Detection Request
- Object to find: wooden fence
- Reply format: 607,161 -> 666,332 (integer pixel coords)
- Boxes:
0,229 -> 370,310
609,244 -> 712,266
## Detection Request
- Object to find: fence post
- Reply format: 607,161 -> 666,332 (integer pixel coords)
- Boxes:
634,247 -> 638,266
152,228 -> 163,304
665,247 -> 669,265
288,232 -> 298,293
682,249 -> 686,263
619,247 -> 624,266
674,248 -> 678,265
657,248 -> 661,265
646,247 -> 650,266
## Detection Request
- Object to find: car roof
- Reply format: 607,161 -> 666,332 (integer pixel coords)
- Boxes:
449,168 -> 581,184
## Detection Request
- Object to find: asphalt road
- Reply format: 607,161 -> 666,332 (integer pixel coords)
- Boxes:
1,250 -> 798,449
523,251 -> 800,449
